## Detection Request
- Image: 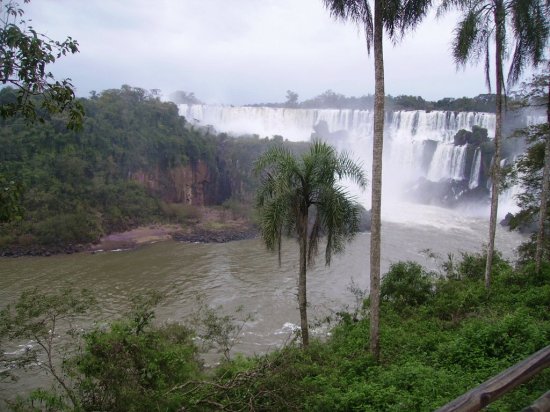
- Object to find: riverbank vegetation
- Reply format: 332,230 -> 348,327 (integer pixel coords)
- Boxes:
1,252 -> 548,411
0,86 -> 310,255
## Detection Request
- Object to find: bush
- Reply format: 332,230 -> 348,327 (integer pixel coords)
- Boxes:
160,202 -> 201,224
438,310 -> 547,372
222,197 -> 252,220
429,277 -> 487,321
381,261 -> 434,309
444,251 -> 510,281
33,210 -> 103,245
76,321 -> 201,411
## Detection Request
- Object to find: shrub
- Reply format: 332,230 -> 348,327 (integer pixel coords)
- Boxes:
381,261 -> 434,309
430,277 -> 487,322
444,251 -> 510,281
160,202 -> 201,224
76,321 -> 201,411
33,210 -> 103,245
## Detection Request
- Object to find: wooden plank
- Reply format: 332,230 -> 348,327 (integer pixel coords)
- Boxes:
523,390 -> 550,412
436,345 -> 550,412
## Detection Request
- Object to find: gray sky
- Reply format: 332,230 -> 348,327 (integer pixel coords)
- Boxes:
25,0 -> 498,105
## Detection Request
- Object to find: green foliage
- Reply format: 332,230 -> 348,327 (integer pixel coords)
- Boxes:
76,321 -> 200,411
0,1 -> 83,129
441,0 -> 549,90
193,253 -> 549,411
506,72 -> 550,262
8,388 -> 73,412
1,287 -> 95,344
0,287 -> 95,409
160,202 -> 201,224
443,250 -> 509,280
255,140 -> 366,345
381,261 -> 434,309
0,172 -> 22,222
253,89 -> 500,113
255,140 -> 366,265
0,86 -> 314,252
188,297 -> 253,361
3,254 -> 550,411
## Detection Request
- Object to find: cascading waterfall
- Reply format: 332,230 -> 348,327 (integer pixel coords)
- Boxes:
427,144 -> 468,181
179,104 -> 500,207
469,148 -> 481,189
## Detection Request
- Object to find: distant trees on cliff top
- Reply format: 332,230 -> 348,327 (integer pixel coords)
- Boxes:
247,89 -> 500,113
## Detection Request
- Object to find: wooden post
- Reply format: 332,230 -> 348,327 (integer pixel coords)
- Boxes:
436,345 -> 550,412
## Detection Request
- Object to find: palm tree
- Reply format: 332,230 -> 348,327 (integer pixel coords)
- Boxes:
441,0 -> 549,288
255,141 -> 366,347
323,0 -> 431,361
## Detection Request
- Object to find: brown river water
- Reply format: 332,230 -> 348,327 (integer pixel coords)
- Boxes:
0,203 -> 526,403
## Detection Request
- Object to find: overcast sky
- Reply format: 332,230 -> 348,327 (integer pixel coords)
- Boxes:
24,0 -> 503,105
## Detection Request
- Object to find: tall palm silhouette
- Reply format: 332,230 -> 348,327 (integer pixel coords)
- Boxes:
323,0 -> 431,361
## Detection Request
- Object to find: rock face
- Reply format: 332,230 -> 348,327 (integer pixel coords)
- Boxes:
500,212 -> 538,234
132,160 -> 231,206
404,126 -> 496,208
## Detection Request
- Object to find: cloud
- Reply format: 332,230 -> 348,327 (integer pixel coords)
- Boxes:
23,0 -> 493,104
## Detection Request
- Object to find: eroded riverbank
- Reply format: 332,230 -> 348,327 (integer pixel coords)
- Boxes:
0,207 -> 258,257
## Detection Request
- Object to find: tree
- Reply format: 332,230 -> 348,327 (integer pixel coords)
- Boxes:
168,90 -> 203,105
0,173 -> 21,222
323,0 -> 431,361
255,141 -> 366,346
285,90 -> 299,107
440,0 -> 549,288
0,0 -> 83,128
0,0 -> 83,224
533,71 -> 549,273
507,71 -> 550,269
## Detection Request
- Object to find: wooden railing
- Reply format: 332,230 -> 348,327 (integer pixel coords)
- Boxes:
436,345 -> 550,412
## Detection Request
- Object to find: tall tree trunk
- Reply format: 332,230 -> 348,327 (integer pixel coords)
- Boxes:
369,0 -> 384,362
484,0 -> 504,289
298,209 -> 309,347
535,80 -> 550,273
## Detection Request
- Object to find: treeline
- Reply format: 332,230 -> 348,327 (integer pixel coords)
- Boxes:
0,85 -> 307,253
246,89 -> 498,113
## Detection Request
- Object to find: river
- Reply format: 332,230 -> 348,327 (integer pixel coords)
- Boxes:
0,202 -> 525,401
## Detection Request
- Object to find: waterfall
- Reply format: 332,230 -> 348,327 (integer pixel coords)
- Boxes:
426,144 -> 469,181
178,104 -> 498,207
469,148 -> 481,189
179,104 -> 495,143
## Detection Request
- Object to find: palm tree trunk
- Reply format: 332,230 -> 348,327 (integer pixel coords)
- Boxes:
298,209 -> 309,347
535,81 -> 550,273
369,0 -> 384,362
484,0 -> 504,290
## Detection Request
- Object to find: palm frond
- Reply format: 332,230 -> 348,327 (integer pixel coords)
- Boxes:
255,140 -> 363,268
322,0 -> 374,52
507,0 -> 549,86
437,0 -> 466,17
337,151 -> 368,188
317,185 -> 361,265
399,0 -> 433,38
453,9 -> 484,66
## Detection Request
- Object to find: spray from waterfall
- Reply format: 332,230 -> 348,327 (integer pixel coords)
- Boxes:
178,104 -> 532,219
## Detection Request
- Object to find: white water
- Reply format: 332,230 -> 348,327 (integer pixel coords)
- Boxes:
469,148 -> 481,189
180,104 -> 502,213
